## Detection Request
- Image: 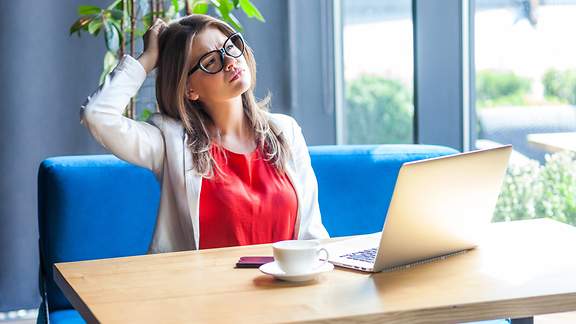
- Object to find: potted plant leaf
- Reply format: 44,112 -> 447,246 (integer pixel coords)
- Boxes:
70,0 -> 264,118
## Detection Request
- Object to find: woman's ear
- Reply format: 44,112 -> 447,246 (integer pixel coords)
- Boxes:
186,89 -> 200,101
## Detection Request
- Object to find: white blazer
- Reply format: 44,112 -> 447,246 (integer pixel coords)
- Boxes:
80,55 -> 330,253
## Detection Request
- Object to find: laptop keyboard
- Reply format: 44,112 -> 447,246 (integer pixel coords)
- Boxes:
340,248 -> 377,263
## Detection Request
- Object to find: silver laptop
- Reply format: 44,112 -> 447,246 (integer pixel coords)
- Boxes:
324,145 -> 512,273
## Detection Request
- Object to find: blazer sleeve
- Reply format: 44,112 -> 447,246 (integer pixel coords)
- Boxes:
80,55 -> 165,177
291,119 -> 330,240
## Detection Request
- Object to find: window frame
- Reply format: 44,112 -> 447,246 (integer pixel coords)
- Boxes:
289,0 -> 474,149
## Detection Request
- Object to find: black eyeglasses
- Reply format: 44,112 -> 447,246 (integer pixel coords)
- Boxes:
187,33 -> 245,76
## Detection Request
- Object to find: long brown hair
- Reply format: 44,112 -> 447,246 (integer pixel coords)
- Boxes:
156,14 -> 290,177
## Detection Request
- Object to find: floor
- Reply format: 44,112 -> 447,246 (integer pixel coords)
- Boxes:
536,312 -> 576,324
0,309 -> 37,324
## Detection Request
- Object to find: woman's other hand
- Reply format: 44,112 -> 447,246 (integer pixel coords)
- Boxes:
138,19 -> 167,74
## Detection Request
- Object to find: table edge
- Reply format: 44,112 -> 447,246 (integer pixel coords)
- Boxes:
53,263 -> 100,324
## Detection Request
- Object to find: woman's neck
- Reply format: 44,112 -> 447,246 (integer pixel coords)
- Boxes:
203,96 -> 253,145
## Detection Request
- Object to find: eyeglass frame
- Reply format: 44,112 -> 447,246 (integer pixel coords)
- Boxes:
187,32 -> 245,76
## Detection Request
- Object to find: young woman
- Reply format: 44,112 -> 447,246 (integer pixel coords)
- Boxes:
80,14 -> 329,253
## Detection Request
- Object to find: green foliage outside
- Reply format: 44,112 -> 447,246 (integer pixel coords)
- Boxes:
476,70 -> 531,108
345,75 -> 413,144
542,69 -> 576,105
494,151 -> 576,226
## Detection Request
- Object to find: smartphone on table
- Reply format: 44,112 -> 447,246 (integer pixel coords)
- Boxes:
235,256 -> 274,268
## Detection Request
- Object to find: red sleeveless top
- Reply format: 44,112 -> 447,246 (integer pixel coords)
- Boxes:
198,144 -> 298,249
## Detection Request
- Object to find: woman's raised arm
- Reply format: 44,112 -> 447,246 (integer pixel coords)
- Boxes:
80,20 -> 168,177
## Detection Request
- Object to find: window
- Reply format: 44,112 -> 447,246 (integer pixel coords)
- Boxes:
474,0 -> 576,225
341,0 -> 414,144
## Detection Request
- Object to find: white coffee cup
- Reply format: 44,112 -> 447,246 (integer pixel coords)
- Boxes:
272,240 -> 329,274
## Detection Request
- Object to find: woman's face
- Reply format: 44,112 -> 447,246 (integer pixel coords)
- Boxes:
185,27 -> 252,105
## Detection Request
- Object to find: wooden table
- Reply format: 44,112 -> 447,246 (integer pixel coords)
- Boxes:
54,219 -> 576,323
527,132 -> 576,153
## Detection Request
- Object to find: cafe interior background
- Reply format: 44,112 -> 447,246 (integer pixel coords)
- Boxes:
2,0 -> 576,322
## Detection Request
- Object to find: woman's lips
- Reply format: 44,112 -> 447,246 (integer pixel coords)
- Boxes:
229,69 -> 243,82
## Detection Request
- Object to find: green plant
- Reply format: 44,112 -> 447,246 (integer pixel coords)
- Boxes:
536,151 -> 576,224
70,0 -> 264,118
493,160 -> 542,222
345,75 -> 413,144
542,69 -> 576,105
476,70 -> 531,108
493,151 -> 576,226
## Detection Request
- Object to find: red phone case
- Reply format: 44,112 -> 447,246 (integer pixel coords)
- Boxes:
235,256 -> 274,268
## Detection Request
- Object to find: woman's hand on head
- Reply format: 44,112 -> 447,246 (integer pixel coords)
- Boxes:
138,19 -> 168,74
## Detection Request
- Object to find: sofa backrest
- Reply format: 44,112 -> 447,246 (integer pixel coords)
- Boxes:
37,144 -> 457,311
38,156 -> 160,311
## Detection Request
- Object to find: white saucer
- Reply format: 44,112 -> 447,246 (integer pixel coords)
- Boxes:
259,261 -> 334,282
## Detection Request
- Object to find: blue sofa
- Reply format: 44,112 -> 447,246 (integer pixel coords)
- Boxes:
38,144 -> 506,324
